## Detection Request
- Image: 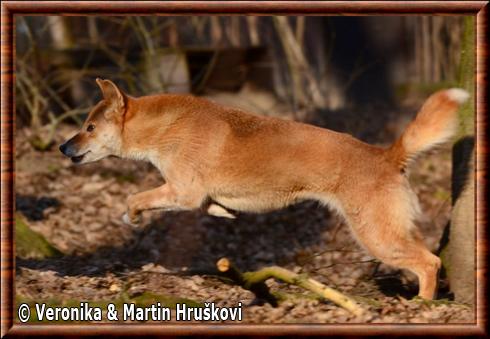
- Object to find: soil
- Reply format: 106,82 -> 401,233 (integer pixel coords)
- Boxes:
14,103 -> 474,324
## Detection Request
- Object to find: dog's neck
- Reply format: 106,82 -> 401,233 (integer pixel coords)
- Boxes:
119,95 -> 188,169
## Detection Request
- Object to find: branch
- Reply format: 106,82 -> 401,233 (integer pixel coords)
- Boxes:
216,258 -> 364,316
217,258 -> 278,307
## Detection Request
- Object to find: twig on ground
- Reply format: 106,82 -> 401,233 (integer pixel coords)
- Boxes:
217,258 -> 278,307
216,257 -> 364,316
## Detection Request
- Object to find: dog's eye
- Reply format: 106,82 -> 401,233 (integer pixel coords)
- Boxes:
86,124 -> 95,132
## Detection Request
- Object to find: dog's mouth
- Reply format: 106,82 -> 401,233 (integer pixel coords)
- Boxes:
71,151 -> 89,164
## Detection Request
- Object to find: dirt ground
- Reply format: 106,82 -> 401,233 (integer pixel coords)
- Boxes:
14,101 -> 474,324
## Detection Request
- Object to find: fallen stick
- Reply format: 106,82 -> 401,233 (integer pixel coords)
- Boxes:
217,258 -> 278,307
216,258 -> 364,316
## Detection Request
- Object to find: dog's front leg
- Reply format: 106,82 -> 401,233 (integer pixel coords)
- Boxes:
122,184 -> 204,226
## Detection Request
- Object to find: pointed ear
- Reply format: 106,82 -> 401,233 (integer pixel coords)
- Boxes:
96,78 -> 126,119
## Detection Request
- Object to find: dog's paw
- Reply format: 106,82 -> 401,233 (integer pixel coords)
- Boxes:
122,212 -> 140,227
207,203 -> 236,219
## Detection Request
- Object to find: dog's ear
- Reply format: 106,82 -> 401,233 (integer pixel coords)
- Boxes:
96,78 -> 126,120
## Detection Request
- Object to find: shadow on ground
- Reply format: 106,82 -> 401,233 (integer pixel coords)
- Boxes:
16,201 -> 337,277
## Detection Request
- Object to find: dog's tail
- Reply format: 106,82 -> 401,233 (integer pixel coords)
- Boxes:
388,88 -> 470,169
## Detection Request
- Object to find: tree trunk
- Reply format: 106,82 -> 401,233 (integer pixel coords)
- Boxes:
273,16 -> 327,111
47,16 -> 87,107
47,17 -> 74,49
438,16 -> 475,305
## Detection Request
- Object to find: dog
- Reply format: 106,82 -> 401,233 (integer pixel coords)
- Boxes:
60,78 -> 469,300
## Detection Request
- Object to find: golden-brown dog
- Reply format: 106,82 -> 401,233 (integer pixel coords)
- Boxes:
60,78 -> 469,299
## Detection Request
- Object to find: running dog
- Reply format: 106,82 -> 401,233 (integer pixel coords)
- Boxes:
59,78 -> 469,299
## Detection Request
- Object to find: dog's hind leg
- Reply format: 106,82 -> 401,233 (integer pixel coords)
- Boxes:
342,193 -> 441,300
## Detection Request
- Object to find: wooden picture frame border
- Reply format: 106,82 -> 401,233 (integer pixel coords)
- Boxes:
1,1 -> 488,336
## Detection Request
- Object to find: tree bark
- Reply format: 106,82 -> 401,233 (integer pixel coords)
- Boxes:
438,16 -> 475,305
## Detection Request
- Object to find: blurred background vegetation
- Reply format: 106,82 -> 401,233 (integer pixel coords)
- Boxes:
16,15 -> 467,150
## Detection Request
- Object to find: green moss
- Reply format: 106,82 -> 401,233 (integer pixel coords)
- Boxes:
456,16 -> 475,138
15,213 -> 62,259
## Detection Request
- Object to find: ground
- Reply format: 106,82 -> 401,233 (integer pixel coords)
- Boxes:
14,101 -> 474,324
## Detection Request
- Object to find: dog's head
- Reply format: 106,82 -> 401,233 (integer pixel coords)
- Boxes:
59,78 -> 128,164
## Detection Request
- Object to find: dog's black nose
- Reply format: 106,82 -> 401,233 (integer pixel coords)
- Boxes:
59,142 -> 67,155
59,139 -> 79,157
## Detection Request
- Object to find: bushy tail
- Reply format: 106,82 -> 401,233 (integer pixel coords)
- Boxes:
388,88 -> 470,168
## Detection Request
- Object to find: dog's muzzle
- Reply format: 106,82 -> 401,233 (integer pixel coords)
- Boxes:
59,138 -> 87,164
